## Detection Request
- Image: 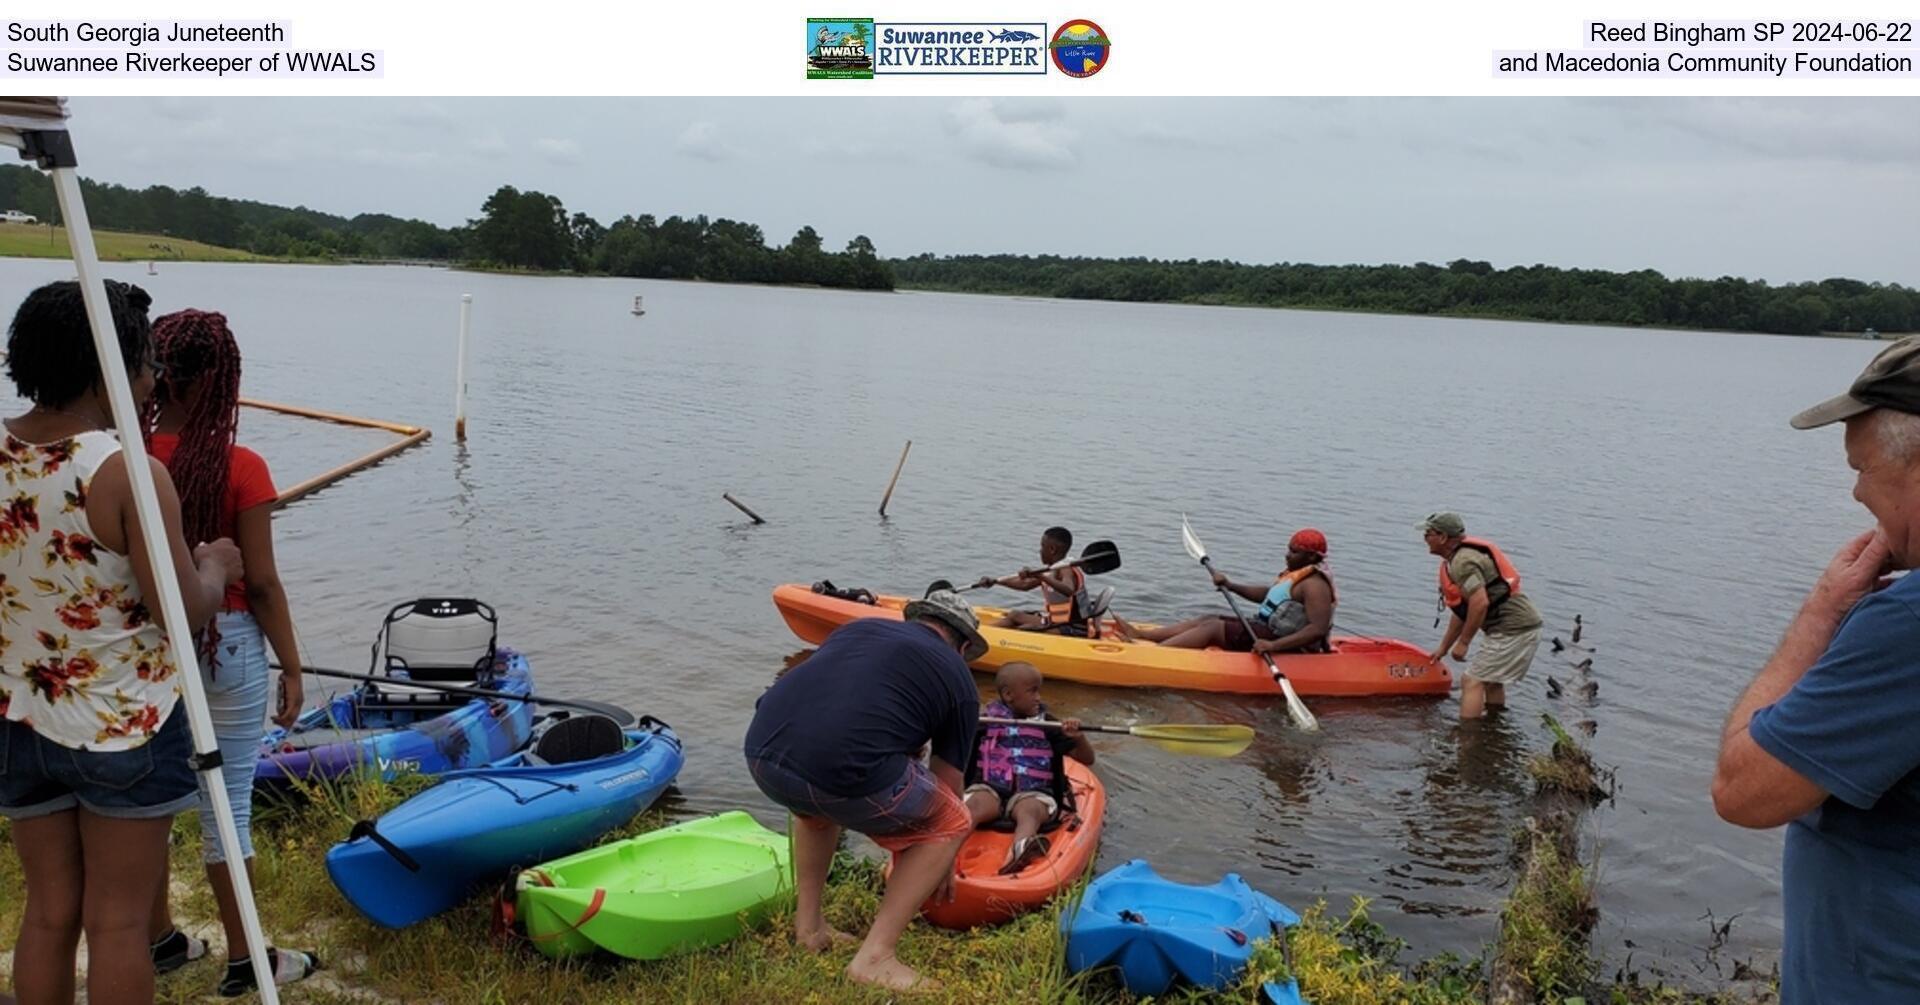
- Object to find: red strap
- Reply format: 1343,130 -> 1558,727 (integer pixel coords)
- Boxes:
529,887 -> 606,942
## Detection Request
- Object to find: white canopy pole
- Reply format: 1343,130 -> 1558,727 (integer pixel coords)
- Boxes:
18,112 -> 281,1005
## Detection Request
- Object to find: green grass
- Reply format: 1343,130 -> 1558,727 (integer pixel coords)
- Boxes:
0,764 -> 1775,1004
0,221 -> 270,262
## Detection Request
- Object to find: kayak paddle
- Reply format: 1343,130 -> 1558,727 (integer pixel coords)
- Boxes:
950,539 -> 1122,594
276,664 -> 637,727
1180,514 -> 1319,731
981,716 -> 1254,758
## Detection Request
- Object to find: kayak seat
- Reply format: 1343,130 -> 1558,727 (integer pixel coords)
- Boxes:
372,598 -> 499,683
531,713 -> 628,766
1085,587 -> 1113,621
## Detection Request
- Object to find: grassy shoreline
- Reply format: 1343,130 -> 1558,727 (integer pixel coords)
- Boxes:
0,719 -> 1776,1004
0,222 -> 280,264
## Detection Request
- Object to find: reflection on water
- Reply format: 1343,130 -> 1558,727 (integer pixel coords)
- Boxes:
0,257 -> 1877,972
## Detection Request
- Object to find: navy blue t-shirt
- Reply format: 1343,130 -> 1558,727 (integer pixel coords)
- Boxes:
1749,571 -> 1920,1004
744,618 -> 980,798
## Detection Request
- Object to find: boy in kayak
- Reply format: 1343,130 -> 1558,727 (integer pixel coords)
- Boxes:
1112,529 -> 1336,653
973,526 -> 1093,634
963,662 -> 1095,874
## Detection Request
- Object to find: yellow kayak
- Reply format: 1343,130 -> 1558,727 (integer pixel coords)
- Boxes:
772,585 -> 1450,697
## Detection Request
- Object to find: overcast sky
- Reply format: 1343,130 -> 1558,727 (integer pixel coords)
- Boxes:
62,97 -> 1920,286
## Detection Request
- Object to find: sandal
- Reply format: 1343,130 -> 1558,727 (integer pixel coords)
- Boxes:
219,948 -> 321,998
999,835 -> 1051,875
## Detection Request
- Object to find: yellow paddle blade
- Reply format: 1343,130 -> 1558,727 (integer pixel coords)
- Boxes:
1127,724 -> 1255,758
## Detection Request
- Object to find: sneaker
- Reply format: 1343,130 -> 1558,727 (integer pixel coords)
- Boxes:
151,928 -> 207,974
219,948 -> 320,998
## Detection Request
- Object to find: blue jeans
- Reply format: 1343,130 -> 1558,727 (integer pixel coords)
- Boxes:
0,705 -> 197,820
197,610 -> 272,863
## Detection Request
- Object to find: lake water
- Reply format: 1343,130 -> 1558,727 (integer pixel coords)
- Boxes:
0,258 -> 1881,982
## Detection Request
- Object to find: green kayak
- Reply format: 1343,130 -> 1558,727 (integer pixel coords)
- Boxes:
515,811 -> 793,960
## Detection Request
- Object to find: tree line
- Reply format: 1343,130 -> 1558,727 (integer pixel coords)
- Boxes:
889,254 -> 1918,337
4,163 -> 1914,334
465,185 -> 891,289
0,164 -> 460,260
0,167 -> 893,291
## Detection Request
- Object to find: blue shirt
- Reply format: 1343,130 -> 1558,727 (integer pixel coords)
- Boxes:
1749,571 -> 1920,1004
744,618 -> 979,798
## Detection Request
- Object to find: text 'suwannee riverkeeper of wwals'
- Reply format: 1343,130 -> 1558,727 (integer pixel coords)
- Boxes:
5,51 -> 380,75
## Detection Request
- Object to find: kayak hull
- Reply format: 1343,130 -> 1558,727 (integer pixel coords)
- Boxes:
515,811 -> 793,960
1062,858 -> 1300,994
773,585 -> 1450,697
325,720 -> 684,929
256,650 -> 538,789
893,758 -> 1105,929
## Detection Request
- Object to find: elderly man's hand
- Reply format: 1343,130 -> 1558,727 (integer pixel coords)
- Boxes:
1807,528 -> 1894,624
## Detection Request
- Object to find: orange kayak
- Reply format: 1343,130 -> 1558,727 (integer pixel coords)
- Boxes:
771,584 -> 1451,697
889,758 -> 1106,930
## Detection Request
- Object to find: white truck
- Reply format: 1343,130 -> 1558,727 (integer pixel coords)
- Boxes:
1,210 -> 39,225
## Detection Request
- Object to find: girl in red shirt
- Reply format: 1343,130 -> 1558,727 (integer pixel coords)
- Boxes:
142,309 -> 317,995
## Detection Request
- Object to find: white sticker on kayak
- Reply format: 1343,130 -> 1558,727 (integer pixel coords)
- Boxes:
600,769 -> 651,789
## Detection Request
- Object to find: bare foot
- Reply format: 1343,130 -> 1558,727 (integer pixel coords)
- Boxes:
1110,615 -> 1140,643
846,952 -> 941,993
795,923 -> 858,953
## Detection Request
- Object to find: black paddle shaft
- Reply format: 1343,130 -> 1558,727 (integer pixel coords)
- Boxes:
277,664 -> 637,727
1201,557 -> 1289,686
960,540 -> 1122,592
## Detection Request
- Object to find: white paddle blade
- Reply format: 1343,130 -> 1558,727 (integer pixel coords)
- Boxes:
1180,513 -> 1208,562
1278,677 -> 1320,731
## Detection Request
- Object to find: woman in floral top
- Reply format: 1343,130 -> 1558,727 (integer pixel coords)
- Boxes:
0,280 -> 243,1005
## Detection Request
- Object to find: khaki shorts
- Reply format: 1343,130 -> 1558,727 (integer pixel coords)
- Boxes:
1467,626 -> 1541,685
964,784 -> 1058,819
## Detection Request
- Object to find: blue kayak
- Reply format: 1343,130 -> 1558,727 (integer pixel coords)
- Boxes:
1063,859 -> 1302,996
325,713 -> 683,929
257,649 -> 537,790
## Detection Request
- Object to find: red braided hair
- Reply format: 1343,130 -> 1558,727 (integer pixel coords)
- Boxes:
142,309 -> 243,668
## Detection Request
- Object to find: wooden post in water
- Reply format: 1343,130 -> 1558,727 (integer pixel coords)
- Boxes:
879,440 -> 912,516
723,492 -> 766,524
455,293 -> 472,441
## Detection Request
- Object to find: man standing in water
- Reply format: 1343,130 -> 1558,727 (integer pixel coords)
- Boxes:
1419,512 -> 1542,719
744,588 -> 985,993
1713,337 -> 1920,1004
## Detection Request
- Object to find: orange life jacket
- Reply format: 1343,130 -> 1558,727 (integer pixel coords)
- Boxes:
1274,563 -> 1336,606
1438,538 -> 1521,620
1041,566 -> 1089,628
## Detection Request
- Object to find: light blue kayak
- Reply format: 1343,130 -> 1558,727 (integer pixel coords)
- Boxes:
325,714 -> 682,929
1063,859 -> 1302,996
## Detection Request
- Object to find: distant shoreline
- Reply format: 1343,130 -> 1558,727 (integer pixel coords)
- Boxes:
3,225 -> 1910,341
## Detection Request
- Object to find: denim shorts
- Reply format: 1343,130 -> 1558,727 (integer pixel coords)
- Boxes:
0,704 -> 198,820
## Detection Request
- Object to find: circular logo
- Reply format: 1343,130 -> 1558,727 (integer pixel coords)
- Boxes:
1050,20 -> 1110,78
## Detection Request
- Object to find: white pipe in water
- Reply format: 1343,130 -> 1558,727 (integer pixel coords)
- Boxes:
456,293 -> 472,440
